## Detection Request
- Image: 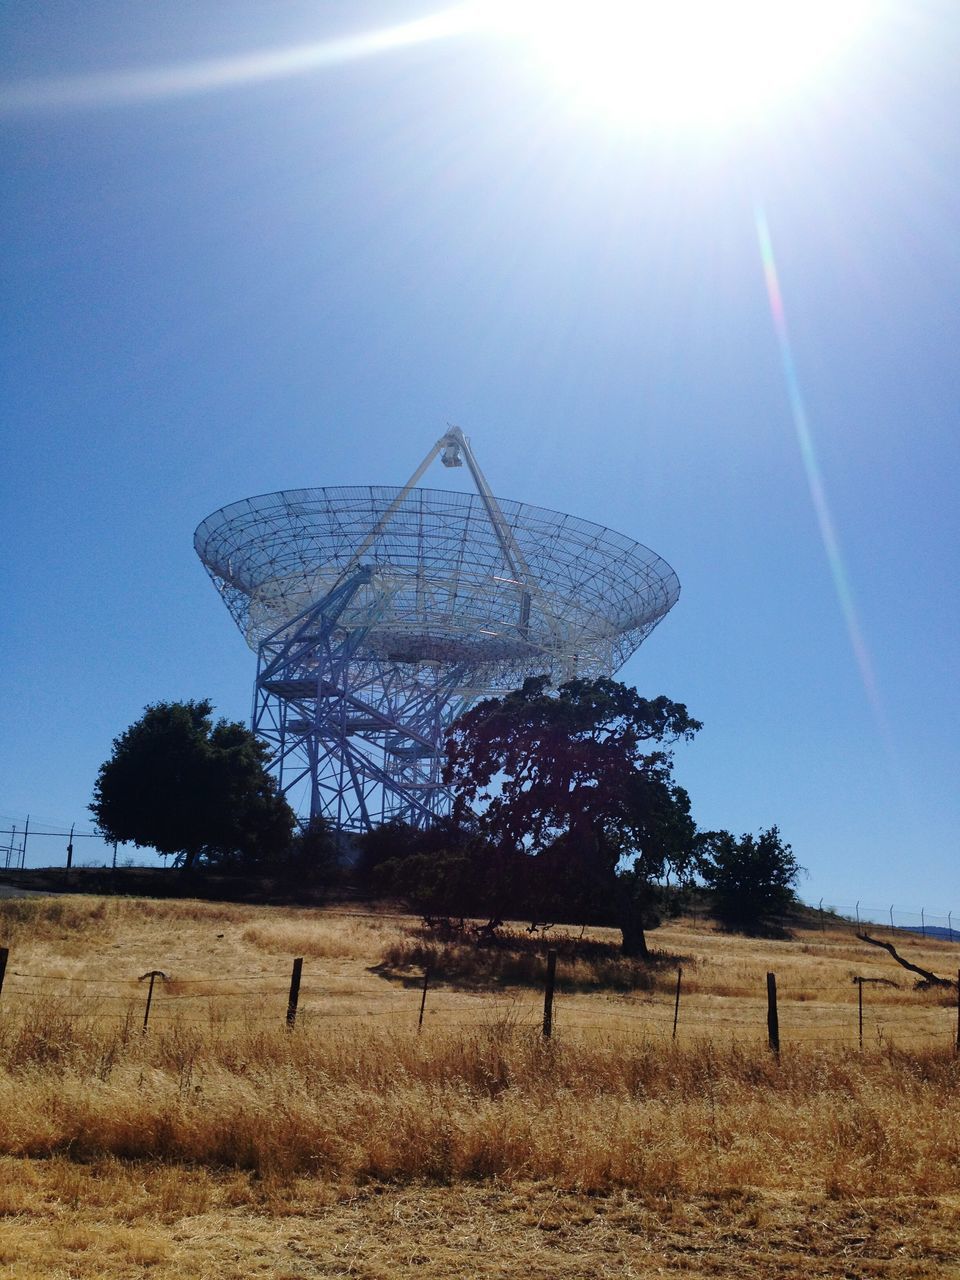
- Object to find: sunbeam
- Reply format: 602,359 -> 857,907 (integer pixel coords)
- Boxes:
0,7 -> 474,114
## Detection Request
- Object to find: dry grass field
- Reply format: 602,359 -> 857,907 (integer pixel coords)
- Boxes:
0,893 -> 957,1278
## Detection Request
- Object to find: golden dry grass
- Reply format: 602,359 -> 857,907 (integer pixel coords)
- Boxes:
1,1159 -> 958,1279
0,894 -> 958,1277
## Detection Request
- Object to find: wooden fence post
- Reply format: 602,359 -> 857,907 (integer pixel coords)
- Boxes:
766,972 -> 780,1057
0,947 -> 8,1000
286,957 -> 303,1028
139,970 -> 166,1032
418,967 -> 430,1031
672,966 -> 683,1040
857,976 -> 864,1050
542,949 -> 557,1039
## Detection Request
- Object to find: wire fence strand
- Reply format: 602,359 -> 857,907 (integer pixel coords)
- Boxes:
0,952 -> 956,1054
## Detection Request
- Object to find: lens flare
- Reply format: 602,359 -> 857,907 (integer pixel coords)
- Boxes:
755,206 -> 892,749
0,8 -> 475,114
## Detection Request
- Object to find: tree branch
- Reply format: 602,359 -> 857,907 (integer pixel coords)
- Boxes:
856,932 -> 955,988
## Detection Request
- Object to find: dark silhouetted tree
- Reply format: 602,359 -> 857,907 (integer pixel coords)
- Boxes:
443,676 -> 701,955
282,816 -> 340,895
90,700 -> 295,870
697,826 -> 802,932
352,818 -> 425,889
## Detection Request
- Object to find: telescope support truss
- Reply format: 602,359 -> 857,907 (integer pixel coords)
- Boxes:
252,566 -> 464,830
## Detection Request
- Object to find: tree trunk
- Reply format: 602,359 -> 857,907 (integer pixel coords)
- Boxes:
612,865 -> 651,958
619,912 -> 649,958
566,817 -> 650,957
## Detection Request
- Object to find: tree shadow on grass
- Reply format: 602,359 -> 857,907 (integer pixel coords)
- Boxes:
713,922 -> 795,942
371,926 -> 688,993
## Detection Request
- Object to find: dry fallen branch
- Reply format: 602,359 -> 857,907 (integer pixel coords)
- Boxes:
856,932 -> 955,988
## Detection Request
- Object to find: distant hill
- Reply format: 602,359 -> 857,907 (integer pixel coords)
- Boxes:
899,925 -> 959,942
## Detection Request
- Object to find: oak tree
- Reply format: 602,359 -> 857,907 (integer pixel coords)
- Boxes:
443,676 -> 701,955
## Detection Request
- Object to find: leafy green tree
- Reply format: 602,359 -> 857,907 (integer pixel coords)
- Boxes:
90,700 -> 296,870
443,676 -> 701,955
697,826 -> 802,932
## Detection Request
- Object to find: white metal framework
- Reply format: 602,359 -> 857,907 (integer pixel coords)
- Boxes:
195,428 -> 680,829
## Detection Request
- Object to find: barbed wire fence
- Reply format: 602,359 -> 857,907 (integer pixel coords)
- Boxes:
820,901 -> 959,940
0,941 -> 957,1054
0,820 -> 118,872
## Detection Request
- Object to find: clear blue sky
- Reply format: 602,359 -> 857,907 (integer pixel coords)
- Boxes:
2,2 -> 958,919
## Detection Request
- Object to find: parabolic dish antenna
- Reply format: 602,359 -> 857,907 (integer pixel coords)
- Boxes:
195,428 -> 680,830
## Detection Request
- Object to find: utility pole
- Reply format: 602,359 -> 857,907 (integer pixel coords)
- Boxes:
20,815 -> 29,870
66,824 -> 74,869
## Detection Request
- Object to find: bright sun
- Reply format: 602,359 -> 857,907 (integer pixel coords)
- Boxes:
481,0 -> 869,129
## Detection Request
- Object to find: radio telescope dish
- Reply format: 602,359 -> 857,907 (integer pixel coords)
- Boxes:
195,427 -> 680,830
